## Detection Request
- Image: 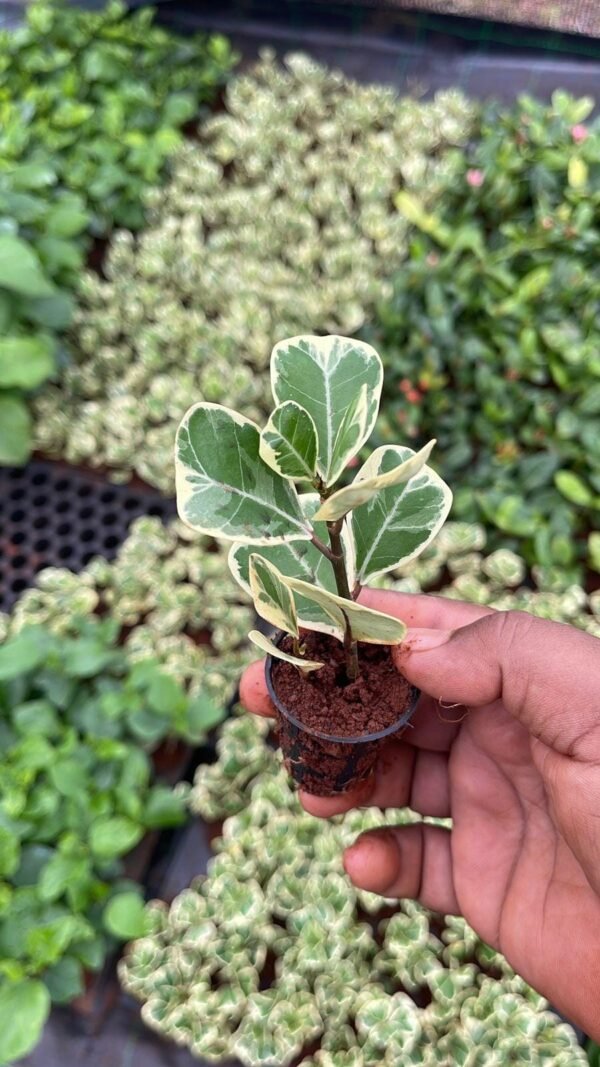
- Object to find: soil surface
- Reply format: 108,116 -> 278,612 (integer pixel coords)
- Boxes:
273,632 -> 412,738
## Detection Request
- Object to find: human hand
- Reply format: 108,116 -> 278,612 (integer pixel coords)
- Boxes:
240,592 -> 600,1037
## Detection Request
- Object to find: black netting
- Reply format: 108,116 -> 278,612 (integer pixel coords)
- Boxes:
0,461 -> 175,613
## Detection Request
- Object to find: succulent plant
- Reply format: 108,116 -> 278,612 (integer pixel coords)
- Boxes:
0,516 -> 254,705
33,53 -> 475,489
121,751 -> 586,1066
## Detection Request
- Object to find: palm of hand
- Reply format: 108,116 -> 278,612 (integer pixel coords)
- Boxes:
450,700 -> 600,1027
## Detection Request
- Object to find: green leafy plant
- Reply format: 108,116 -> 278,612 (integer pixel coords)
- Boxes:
0,0 -> 235,465
35,52 -> 474,488
121,744 -> 587,1066
588,1041 -> 600,1067
175,334 -> 451,681
371,91 -> 600,576
0,614 -> 222,1058
1,516 -> 255,706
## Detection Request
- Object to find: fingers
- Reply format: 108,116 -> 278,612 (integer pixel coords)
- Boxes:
395,610 -> 600,759
359,587 -> 494,629
343,824 -> 459,915
239,659 -> 274,718
300,742 -> 450,820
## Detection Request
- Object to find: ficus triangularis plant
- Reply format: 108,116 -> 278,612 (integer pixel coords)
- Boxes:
175,335 -> 452,681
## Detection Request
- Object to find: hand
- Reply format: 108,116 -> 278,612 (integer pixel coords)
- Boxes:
240,592 -> 600,1038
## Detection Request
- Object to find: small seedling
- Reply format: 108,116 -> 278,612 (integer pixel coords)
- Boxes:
175,335 -> 452,681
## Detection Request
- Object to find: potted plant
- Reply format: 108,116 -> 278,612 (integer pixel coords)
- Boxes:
175,335 -> 452,795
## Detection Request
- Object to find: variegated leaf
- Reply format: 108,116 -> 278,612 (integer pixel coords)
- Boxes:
248,631 -> 323,672
175,403 -> 311,545
259,401 -> 318,482
249,554 -> 298,636
351,446 -> 452,583
281,575 -> 407,645
271,335 -> 382,486
314,440 -> 436,521
229,494 -> 355,637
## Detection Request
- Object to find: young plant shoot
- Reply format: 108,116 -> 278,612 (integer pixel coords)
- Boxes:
175,335 -> 452,683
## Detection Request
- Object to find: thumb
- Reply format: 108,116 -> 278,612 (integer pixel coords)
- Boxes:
394,611 -> 600,760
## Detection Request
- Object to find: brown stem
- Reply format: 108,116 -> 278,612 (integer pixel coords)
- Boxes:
310,533 -> 337,563
341,610 -> 359,682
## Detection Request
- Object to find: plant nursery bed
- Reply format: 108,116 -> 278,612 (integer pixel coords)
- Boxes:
0,458 -> 175,613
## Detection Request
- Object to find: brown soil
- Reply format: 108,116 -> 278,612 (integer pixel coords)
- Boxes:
273,632 -> 412,739
271,632 -> 415,797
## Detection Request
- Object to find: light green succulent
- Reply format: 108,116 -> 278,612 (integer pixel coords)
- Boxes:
120,753 -> 586,1065
34,52 -> 475,490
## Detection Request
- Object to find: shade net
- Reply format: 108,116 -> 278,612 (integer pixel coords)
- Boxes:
312,0 -> 600,36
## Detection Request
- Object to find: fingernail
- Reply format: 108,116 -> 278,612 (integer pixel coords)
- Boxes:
400,628 -> 453,653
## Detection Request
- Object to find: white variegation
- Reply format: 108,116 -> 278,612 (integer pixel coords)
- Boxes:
175,402 -> 312,545
249,554 -> 298,636
248,630 -> 323,672
314,440 -> 436,521
281,575 -> 407,644
229,495 -> 356,638
270,335 -> 382,485
259,401 -> 318,482
351,445 -> 453,583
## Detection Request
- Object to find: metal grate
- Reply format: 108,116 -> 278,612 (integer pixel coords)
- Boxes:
0,460 -> 176,613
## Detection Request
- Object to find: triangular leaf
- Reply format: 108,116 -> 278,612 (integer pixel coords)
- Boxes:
176,403 -> 312,545
260,401 -> 318,481
229,495 -> 355,637
271,335 -> 382,485
351,446 -> 452,583
248,630 -> 323,672
250,554 -> 299,636
281,575 -> 407,644
315,440 -> 436,521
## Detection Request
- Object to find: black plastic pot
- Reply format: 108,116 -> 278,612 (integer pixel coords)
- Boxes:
265,636 -> 420,796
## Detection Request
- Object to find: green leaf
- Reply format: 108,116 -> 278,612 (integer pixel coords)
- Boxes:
0,395 -> 32,465
315,440 -> 436,521
260,401 -> 318,481
249,554 -> 298,636
48,760 -> 88,799
13,700 -> 60,737
351,446 -> 452,583
38,853 -> 90,903
229,495 -> 354,635
144,786 -> 186,829
9,161 -> 56,191
568,156 -> 588,190
0,335 -> 54,390
0,234 -> 55,297
65,638 -> 117,677
270,335 -> 383,485
103,891 -> 149,940
45,202 -> 90,238
0,828 -> 20,879
176,403 -> 310,544
281,575 -> 407,644
147,672 -> 186,716
0,979 -> 50,1063
26,291 -> 73,330
89,817 -> 143,860
182,694 -> 222,739
0,629 -> 47,680
44,956 -> 84,1004
554,470 -> 594,506
248,630 -> 323,672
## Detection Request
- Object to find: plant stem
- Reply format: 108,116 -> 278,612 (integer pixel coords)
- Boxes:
327,519 -> 359,681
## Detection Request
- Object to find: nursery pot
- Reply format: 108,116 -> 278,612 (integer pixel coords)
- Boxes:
265,632 -> 420,797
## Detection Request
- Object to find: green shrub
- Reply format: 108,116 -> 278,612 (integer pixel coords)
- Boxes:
0,516 -> 255,706
0,615 -> 224,1061
34,52 -> 475,488
371,91 -> 600,577
0,0 -> 235,465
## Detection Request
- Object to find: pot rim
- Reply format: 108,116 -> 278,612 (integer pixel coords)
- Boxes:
264,630 -> 420,745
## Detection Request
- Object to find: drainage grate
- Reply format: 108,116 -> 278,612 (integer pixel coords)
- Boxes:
0,460 -> 176,614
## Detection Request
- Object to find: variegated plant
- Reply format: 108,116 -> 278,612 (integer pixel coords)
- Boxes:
175,334 -> 452,680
